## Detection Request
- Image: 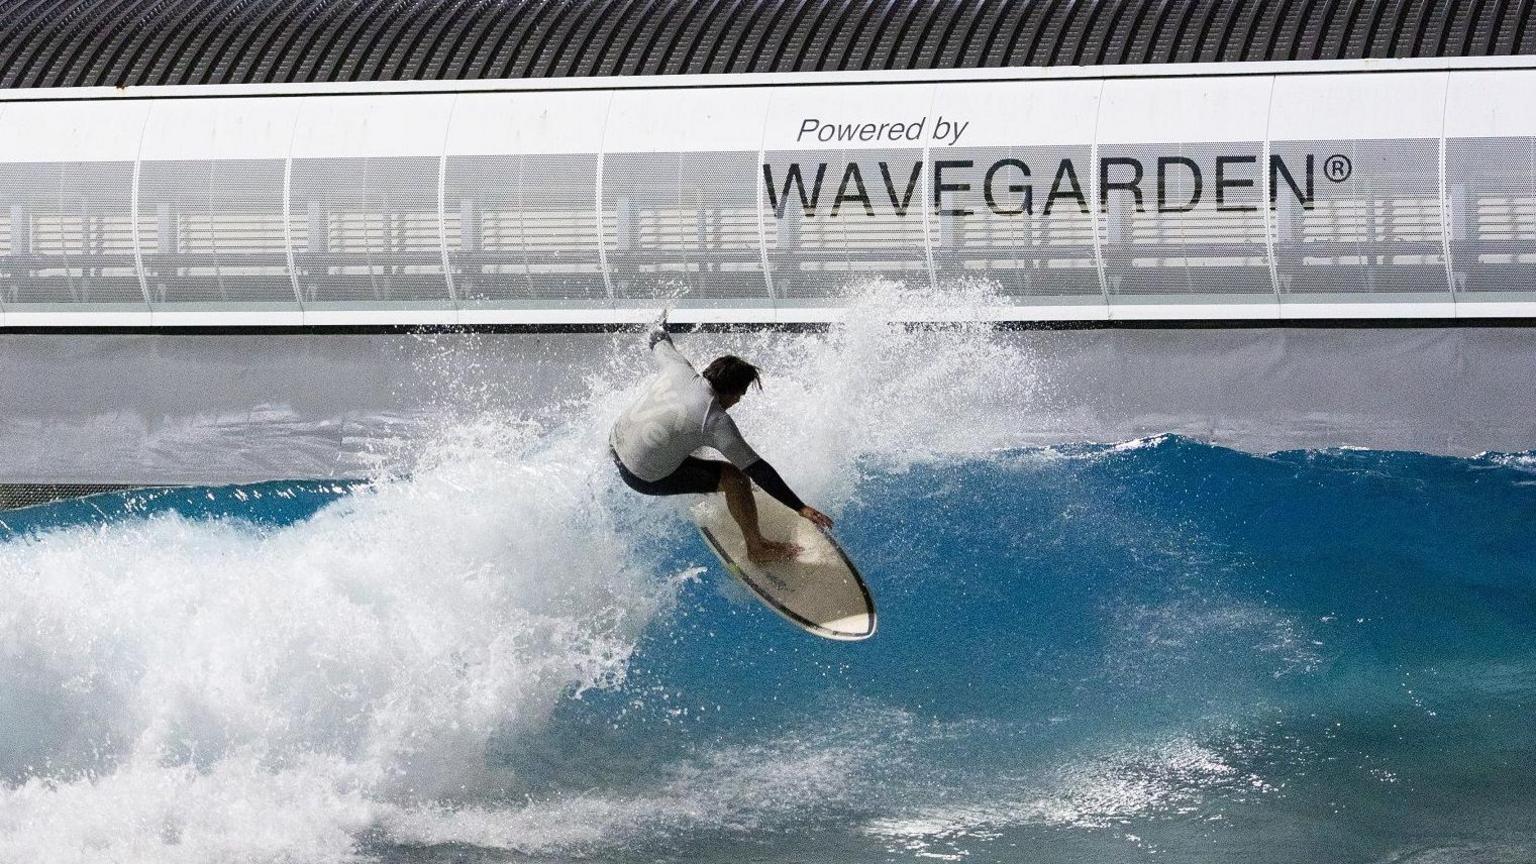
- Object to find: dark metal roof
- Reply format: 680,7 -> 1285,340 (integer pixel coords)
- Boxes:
0,0 -> 1531,89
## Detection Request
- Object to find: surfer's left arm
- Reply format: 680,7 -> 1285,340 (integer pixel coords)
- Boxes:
708,412 -> 834,529
745,462 -> 834,529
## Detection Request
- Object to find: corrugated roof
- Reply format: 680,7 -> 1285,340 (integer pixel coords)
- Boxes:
0,0 -> 1531,89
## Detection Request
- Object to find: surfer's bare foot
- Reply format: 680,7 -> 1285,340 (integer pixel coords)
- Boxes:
746,539 -> 799,563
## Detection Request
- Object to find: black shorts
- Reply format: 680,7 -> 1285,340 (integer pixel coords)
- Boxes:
612,449 -> 725,496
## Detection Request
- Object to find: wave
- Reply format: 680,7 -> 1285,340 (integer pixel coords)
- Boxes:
1,284 -> 1534,863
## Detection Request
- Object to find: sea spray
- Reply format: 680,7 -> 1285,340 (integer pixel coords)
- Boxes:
0,417 -> 685,862
0,280 -> 1051,862
2,439 -> 1534,863
9,286 -> 1530,864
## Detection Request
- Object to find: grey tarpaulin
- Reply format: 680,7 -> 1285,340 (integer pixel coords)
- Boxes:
2,328 -> 1532,486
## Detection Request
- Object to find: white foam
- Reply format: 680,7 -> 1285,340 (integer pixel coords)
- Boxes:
0,279 -> 1048,862
1110,433 -> 1175,452
682,278 -> 1049,502
0,412 -> 686,862
382,728 -> 883,855
862,733 -> 1273,859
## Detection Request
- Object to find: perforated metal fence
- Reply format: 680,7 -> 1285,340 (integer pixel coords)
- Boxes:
2,62 -> 1536,324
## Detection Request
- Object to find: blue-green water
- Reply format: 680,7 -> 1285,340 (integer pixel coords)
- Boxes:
1,435 -> 1532,862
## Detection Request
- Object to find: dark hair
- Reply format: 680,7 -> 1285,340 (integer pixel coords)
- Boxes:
701,355 -> 762,397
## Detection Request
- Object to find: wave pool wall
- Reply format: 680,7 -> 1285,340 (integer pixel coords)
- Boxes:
4,57 -> 1536,327
2,325 -> 1533,486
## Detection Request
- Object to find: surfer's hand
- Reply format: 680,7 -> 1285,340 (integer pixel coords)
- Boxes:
799,506 -> 834,529
647,309 -> 673,349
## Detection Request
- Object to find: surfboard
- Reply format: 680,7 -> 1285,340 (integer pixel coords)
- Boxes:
693,489 -> 876,641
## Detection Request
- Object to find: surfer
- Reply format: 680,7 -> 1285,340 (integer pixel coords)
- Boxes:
610,312 -> 833,563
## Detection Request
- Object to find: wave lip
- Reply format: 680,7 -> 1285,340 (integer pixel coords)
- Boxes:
2,285 -> 1535,863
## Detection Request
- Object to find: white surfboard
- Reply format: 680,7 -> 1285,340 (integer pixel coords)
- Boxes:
693,489 -> 876,641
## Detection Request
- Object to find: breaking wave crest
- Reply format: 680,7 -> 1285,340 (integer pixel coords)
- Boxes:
1,282 -> 1533,863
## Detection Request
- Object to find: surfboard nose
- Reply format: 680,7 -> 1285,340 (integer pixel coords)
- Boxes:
820,612 -> 877,640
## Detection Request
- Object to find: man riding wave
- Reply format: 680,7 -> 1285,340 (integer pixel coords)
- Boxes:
610,312 -> 833,563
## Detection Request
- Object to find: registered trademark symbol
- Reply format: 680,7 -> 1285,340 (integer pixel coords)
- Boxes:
1324,153 -> 1352,183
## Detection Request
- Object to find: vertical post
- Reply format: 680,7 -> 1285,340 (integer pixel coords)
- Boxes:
155,200 -> 175,302
156,202 -> 175,254
596,150 -> 613,303
438,151 -> 457,304
11,206 -> 28,254
755,100 -> 774,301
130,111 -> 154,310
1262,77 -> 1282,305
307,201 -> 326,253
1089,139 -> 1109,305
615,196 -> 635,250
283,155 -> 303,307
756,138 -> 776,301
1439,127 -> 1456,298
3,204 -> 21,312
1106,195 -> 1127,245
1262,141 -> 1281,301
612,194 -> 636,297
1089,81 -> 1110,310
282,106 -> 304,311
920,85 -> 938,293
437,95 -> 459,311
595,93 -> 615,306
920,153 -> 937,293
460,199 -> 479,252
1447,184 -> 1469,242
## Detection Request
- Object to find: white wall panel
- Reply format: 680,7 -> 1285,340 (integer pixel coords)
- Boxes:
443,91 -> 609,306
1098,77 -> 1275,310
0,103 -> 5,323
925,80 -> 1104,305
5,61 -> 1536,326
0,100 -> 149,162
599,88 -> 771,304
934,80 -> 1100,147
136,99 -> 302,309
1268,71 -> 1452,312
0,100 -> 149,312
1268,72 -> 1448,140
761,84 -> 936,301
140,98 -> 300,160
1443,71 -> 1536,300
1444,70 -> 1536,137
1098,77 -> 1272,145
288,95 -> 452,306
444,90 -> 611,156
290,95 -> 452,158
604,87 -> 771,152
